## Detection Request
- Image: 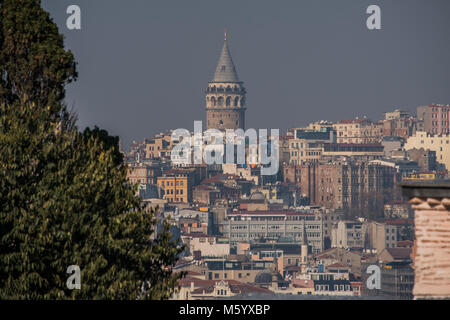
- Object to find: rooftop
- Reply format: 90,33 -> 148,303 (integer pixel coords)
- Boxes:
211,36 -> 239,83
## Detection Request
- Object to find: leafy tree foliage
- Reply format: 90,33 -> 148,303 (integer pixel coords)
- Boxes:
0,0 -> 183,299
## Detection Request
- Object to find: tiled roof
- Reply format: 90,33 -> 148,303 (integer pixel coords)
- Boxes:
386,247 -> 412,260
292,279 -> 314,288
189,280 -> 273,295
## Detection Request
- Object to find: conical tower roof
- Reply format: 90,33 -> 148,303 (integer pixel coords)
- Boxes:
212,33 -> 239,82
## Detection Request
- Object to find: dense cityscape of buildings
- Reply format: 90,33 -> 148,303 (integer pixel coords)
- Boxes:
123,35 -> 450,299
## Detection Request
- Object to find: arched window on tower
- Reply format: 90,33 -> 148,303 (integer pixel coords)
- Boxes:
218,97 -> 224,106
234,97 -> 239,107
226,97 -> 231,107
240,98 -> 245,107
211,86 -> 216,92
226,86 -> 232,92
211,97 -> 216,106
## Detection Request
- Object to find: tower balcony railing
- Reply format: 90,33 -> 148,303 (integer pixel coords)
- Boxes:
206,88 -> 246,94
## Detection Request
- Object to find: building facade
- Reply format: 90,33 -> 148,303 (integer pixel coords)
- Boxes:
417,104 -> 450,135
404,131 -> 450,170
223,211 -> 324,253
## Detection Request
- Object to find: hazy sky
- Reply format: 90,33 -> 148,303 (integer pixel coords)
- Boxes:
41,0 -> 450,148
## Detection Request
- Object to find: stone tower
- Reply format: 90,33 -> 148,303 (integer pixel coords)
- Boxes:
206,33 -> 246,130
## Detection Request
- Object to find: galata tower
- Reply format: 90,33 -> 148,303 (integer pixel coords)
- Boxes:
205,32 -> 246,130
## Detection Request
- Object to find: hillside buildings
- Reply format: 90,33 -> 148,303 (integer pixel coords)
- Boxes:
122,35 -> 450,300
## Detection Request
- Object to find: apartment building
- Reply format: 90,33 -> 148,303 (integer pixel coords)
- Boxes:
288,128 -> 335,165
380,262 -> 414,300
157,168 -> 196,203
417,104 -> 450,135
367,221 -> 398,252
223,211 -> 324,253
298,161 -> 397,211
144,132 -> 174,159
333,118 -> 383,144
126,161 -> 162,185
332,220 -> 367,249
382,109 -> 416,139
404,131 -> 450,170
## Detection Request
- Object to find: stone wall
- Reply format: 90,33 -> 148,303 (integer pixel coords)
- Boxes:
403,181 -> 450,299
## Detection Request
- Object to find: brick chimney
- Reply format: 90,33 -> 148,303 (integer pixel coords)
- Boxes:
402,180 -> 450,299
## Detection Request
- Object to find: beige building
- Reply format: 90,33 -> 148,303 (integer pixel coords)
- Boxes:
288,129 -> 335,164
404,131 -> 450,170
305,120 -> 334,132
332,220 -> 368,249
144,132 -> 174,159
222,163 -> 259,184
182,234 -> 230,258
367,221 -> 398,253
333,119 -> 383,144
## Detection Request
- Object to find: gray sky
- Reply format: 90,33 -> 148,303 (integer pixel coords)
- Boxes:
41,0 -> 450,148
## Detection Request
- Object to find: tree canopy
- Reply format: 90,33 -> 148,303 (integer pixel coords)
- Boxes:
0,0 -> 183,299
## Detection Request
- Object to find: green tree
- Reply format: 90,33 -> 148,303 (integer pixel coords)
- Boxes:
0,0 -> 183,299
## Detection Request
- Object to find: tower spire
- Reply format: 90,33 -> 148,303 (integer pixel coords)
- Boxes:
212,33 -> 239,82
